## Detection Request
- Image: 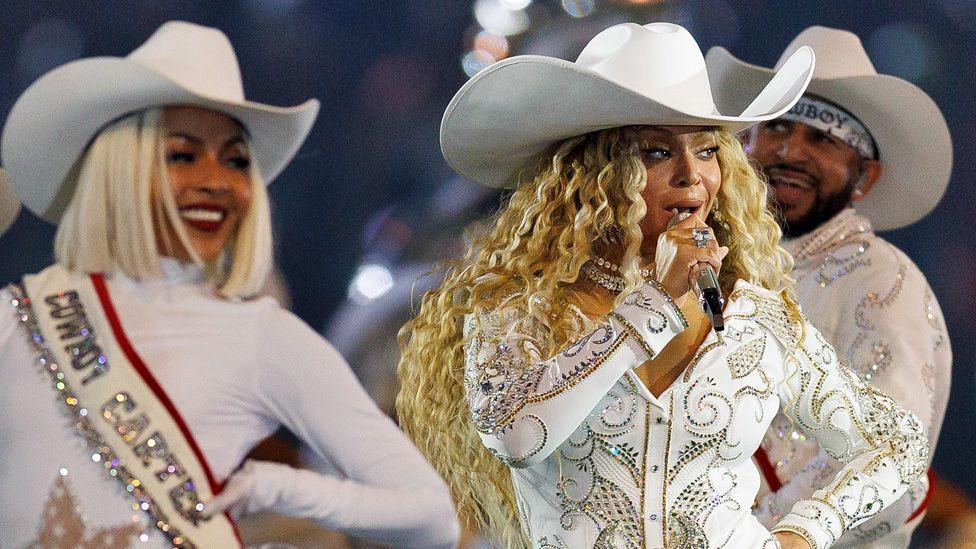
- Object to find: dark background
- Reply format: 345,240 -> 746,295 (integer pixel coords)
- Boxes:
1,0 -> 973,514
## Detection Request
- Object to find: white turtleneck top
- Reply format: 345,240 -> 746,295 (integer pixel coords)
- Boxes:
0,260 -> 459,548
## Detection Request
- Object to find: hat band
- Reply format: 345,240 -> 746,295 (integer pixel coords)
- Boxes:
779,95 -> 877,160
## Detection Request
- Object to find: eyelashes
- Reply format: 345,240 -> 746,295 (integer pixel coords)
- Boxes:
639,145 -> 719,161
165,150 -> 251,170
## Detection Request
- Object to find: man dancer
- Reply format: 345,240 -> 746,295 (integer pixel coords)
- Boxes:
707,27 -> 952,548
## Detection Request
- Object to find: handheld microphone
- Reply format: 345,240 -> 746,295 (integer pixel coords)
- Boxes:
668,210 -> 725,331
694,264 -> 725,332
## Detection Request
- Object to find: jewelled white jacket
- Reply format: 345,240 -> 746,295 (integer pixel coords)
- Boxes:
755,209 -> 951,548
464,278 -> 928,549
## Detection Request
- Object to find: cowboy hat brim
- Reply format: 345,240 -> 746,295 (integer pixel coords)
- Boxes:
706,46 -> 952,231
441,48 -> 814,188
0,169 -> 22,238
1,57 -> 320,223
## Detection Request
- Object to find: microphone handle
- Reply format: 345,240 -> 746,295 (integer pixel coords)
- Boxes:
694,266 -> 725,332
664,209 -> 724,331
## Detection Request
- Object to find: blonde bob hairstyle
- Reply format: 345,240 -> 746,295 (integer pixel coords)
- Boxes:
397,126 -> 797,547
54,108 -> 272,298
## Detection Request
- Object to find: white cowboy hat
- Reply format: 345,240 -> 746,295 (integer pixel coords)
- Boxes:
440,21 -> 815,188
0,168 -> 22,238
706,26 -> 952,231
1,20 -> 320,223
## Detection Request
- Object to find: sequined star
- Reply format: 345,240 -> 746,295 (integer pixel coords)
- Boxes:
27,474 -> 145,548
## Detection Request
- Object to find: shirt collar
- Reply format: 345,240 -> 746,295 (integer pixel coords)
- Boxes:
783,208 -> 873,262
111,257 -> 209,296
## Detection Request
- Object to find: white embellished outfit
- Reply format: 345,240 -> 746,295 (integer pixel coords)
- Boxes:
754,209 -> 951,548
0,261 -> 459,548
464,278 -> 928,549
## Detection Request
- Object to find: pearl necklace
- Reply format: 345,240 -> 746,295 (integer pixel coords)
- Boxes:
582,258 -> 653,293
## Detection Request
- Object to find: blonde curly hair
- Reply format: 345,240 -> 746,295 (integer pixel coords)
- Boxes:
396,126 -> 795,547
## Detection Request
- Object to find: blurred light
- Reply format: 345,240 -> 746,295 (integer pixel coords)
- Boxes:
475,0 -> 531,36
462,49 -> 496,77
474,31 -> 510,60
867,23 -> 936,83
432,176 -> 498,220
348,264 -> 395,304
521,12 -> 627,57
501,0 -> 532,9
561,0 -> 597,18
16,18 -> 86,82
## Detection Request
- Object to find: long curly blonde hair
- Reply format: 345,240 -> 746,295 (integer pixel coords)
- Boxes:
396,126 -> 794,547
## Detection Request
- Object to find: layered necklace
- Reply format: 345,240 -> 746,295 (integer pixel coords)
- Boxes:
581,258 -> 653,293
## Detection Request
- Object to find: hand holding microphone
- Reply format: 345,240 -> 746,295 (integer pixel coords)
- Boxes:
655,209 -> 728,330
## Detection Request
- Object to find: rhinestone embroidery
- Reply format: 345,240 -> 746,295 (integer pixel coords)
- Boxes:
4,284 -> 198,548
727,335 -> 767,379
461,276 -> 927,547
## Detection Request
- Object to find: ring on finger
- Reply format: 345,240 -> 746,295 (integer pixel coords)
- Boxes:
691,228 -> 712,248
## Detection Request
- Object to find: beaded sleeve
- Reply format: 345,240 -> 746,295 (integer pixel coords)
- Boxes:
463,282 -> 687,468
765,307 -> 929,549
757,247 -> 950,543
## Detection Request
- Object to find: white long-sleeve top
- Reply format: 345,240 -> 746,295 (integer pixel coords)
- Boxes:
464,278 -> 928,549
0,260 -> 459,548
754,209 -> 952,548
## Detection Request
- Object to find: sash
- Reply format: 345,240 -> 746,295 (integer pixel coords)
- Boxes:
8,265 -> 242,548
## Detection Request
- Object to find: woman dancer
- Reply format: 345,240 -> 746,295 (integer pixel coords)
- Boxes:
397,22 -> 925,549
0,21 -> 458,548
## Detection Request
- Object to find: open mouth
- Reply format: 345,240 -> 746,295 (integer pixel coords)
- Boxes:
766,167 -> 816,191
663,200 -> 704,219
179,204 -> 227,232
766,167 -> 818,208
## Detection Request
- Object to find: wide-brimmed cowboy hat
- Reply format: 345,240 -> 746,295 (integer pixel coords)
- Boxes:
706,26 -> 952,231
0,168 -> 22,238
440,21 -> 815,188
1,20 -> 320,223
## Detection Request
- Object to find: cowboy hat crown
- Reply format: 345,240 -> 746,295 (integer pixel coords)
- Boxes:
440,21 -> 815,188
575,23 -> 717,115
128,21 -> 248,102
773,26 -> 876,78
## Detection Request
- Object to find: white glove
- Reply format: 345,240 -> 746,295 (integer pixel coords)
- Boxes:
205,459 -> 288,519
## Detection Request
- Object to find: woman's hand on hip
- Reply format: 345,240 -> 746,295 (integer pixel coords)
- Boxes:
204,459 -> 286,519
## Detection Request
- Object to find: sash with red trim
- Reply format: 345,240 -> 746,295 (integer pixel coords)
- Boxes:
9,265 -> 242,548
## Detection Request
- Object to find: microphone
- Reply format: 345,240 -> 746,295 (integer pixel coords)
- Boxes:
694,264 -> 725,332
668,210 -> 725,331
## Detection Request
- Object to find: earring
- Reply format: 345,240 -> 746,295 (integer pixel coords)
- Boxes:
710,200 -> 730,231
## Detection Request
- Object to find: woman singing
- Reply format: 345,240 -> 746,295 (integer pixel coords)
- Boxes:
397,22 -> 926,549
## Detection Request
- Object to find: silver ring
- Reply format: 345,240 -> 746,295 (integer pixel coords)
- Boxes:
691,228 -> 712,248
